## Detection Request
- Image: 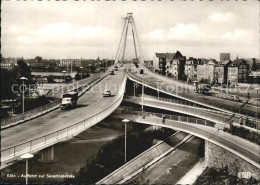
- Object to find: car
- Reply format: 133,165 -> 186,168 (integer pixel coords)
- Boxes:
103,89 -> 112,97
228,95 -> 242,102
109,70 -> 114,75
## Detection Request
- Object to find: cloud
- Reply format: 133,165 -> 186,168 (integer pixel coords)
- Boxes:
73,26 -> 115,40
8,25 -> 26,34
220,29 -> 248,40
168,23 -> 204,40
141,23 -> 205,41
17,35 -> 33,44
209,12 -> 234,22
10,22 -> 116,47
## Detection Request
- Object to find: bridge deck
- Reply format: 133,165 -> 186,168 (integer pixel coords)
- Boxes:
112,110 -> 260,169
1,68 -> 126,150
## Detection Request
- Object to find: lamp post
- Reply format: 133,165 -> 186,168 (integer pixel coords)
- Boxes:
142,67 -> 145,112
20,77 -> 28,116
256,88 -> 259,133
157,80 -> 161,100
80,67 -> 83,80
62,71 -> 66,83
122,119 -> 130,163
21,153 -> 34,185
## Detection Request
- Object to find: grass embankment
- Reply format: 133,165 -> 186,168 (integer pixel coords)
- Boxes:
224,124 -> 260,145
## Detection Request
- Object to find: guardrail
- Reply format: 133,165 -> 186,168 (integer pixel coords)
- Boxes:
127,73 -> 259,119
114,108 -> 215,128
124,95 -> 230,124
1,75 -> 127,166
124,95 -> 259,130
112,109 -> 260,168
1,75 -> 102,128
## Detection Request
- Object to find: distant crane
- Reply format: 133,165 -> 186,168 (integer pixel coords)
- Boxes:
115,13 -> 144,64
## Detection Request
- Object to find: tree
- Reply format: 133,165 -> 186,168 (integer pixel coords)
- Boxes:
1,69 -> 17,99
35,56 -> 42,64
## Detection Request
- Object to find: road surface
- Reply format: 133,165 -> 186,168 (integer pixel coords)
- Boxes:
2,68 -> 126,149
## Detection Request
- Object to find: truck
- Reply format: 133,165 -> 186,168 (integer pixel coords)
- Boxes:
60,92 -> 78,110
195,83 -> 211,95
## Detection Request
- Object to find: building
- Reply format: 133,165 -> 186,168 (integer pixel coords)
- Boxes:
220,53 -> 230,63
59,59 -> 82,67
1,57 -> 18,69
170,52 -> 186,80
153,53 -> 167,75
184,57 -> 201,81
214,60 -> 232,84
232,59 -> 249,83
153,51 -> 184,78
227,64 -> 238,85
197,60 -> 215,84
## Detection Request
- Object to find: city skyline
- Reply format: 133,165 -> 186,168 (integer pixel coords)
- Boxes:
2,1 -> 259,60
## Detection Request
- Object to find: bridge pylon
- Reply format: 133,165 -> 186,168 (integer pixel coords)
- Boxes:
115,13 -> 144,65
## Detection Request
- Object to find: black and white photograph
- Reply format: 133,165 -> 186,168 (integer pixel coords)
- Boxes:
1,0 -> 260,184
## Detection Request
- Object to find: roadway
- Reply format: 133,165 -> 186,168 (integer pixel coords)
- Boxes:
123,95 -> 259,132
1,67 -> 126,150
112,111 -> 260,168
126,136 -> 204,184
128,65 -> 258,117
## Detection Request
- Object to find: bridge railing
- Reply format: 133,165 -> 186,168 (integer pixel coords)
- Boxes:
125,94 -> 231,122
1,76 -> 127,165
114,108 -> 215,127
124,95 -> 256,126
127,73 -> 259,119
1,75 -> 102,128
112,109 -> 260,166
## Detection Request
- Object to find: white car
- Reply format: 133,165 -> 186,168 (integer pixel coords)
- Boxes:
103,89 -> 112,97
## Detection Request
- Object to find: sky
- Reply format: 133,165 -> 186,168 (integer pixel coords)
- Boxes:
1,0 -> 259,61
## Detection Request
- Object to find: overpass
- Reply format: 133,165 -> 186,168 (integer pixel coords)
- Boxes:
1,67 -> 127,168
112,109 -> 260,169
124,95 -> 259,132
127,67 -> 259,123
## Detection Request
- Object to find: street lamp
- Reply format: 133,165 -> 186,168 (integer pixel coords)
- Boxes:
20,77 -> 28,116
256,88 -> 259,133
21,153 -> 34,185
80,67 -> 83,80
122,119 -> 130,163
157,80 -> 161,100
141,67 -> 145,112
62,71 -> 66,83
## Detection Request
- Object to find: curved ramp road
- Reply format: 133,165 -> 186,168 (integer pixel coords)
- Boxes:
1,69 -> 126,151
112,110 -> 260,169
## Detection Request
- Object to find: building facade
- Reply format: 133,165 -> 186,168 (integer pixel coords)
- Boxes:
227,65 -> 238,85
184,57 -> 202,81
1,57 -> 18,70
232,59 -> 249,83
214,60 -> 232,84
197,61 -> 215,84
59,59 -> 82,67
